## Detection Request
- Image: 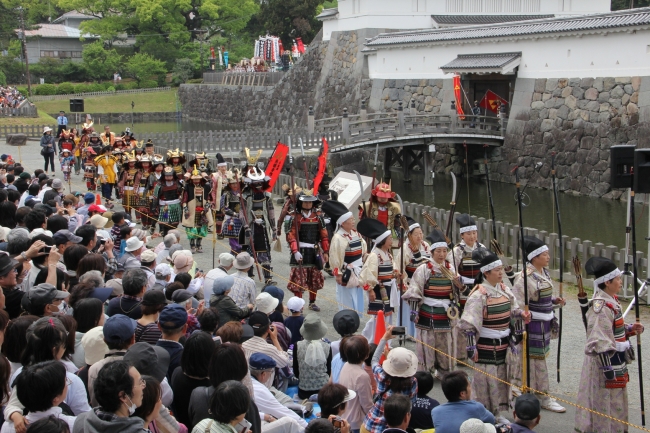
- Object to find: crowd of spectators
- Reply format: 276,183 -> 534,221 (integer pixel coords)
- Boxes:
0,87 -> 25,109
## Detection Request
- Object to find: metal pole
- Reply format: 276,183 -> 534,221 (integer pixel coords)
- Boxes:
19,8 -> 32,97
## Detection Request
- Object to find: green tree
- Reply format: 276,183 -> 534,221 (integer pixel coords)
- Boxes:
255,0 -> 324,47
611,0 -> 650,9
172,58 -> 195,84
82,41 -> 121,82
0,70 -> 6,86
124,52 -> 167,85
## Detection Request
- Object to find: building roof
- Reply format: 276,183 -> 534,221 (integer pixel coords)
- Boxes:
432,14 -> 554,26
316,8 -> 338,21
440,52 -> 522,74
18,23 -> 96,39
51,10 -> 97,24
366,7 -> 650,47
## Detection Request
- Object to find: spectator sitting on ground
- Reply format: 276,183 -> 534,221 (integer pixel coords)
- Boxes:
203,253 -> 234,306
215,321 -> 243,344
119,237 -> 144,270
152,263 -> 172,292
408,371 -> 438,430
318,383 -> 356,424
156,304 -> 188,380
230,252 -> 256,309
241,312 -> 290,388
431,371 -> 495,433
511,394 -> 541,433
459,419 -> 497,433
262,285 -> 286,323
197,308 -> 219,340
383,394 -> 414,433
155,234 -> 176,265
139,249 -> 157,290
256,292 -> 291,351
135,290 -> 166,344
165,281 -> 185,303
106,269 -> 147,319
294,314 -> 331,399
210,277 -> 252,326
155,229 -> 181,254
171,289 -> 203,337
76,193 -> 96,223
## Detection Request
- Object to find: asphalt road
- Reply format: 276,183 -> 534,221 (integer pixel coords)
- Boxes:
10,139 -> 650,433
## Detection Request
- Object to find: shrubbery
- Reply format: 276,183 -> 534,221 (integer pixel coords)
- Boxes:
138,80 -> 158,89
56,82 -> 75,94
33,84 -> 57,95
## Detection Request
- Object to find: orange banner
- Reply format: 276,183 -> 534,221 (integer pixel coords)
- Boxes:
453,75 -> 466,120
265,142 -> 289,192
312,138 -> 329,194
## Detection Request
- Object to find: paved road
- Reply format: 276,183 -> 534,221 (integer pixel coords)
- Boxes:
11,140 -> 650,433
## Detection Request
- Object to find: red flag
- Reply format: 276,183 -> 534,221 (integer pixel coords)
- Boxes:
479,90 -> 508,114
265,142 -> 289,192
453,75 -> 465,120
312,138 -> 329,195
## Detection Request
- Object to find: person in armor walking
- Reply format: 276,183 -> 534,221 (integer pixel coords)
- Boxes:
402,229 -> 460,378
182,166 -> 212,253
166,148 -> 186,179
154,167 -> 183,236
394,216 -> 431,339
211,153 -> 229,238
286,190 -> 329,312
359,181 -> 402,247
459,248 -> 530,425
145,155 -> 166,235
188,151 -> 214,176
323,201 -> 367,314
118,151 -> 139,221
134,154 -> 153,229
221,170 -> 244,254
575,256 -> 645,433
239,149 -> 276,284
277,184 -> 301,237
83,147 -> 98,191
95,145 -> 119,209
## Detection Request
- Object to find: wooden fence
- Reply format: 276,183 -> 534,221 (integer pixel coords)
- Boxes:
28,86 -> 172,102
0,105 -> 38,118
202,72 -> 285,87
0,124 -> 54,138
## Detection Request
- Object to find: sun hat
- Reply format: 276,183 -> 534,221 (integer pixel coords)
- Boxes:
459,419 -> 497,433
102,211 -> 114,228
173,251 -> 194,274
300,313 -> 328,341
255,292 -> 279,314
287,296 -> 305,312
43,126 -> 52,133
81,326 -> 109,365
381,347 -> 418,378
140,249 -> 157,263
124,237 -> 144,252
89,214 -> 109,230
334,388 -> 357,408
233,252 -> 255,270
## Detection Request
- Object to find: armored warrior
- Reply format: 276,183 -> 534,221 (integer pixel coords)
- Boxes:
316,173 -> 338,202
166,148 -> 186,179
322,200 -> 367,314
182,166 -> 212,253
459,248 -> 529,424
134,154 -> 154,229
118,151 -> 139,222
154,167 -> 183,236
211,153 -> 229,238
60,149 -> 74,182
113,135 -> 128,152
239,149 -> 276,284
276,184 -> 301,237
286,190 -> 330,312
402,229 -> 460,378
144,139 -> 155,158
359,181 -> 401,246
394,216 -> 431,339
122,129 -> 137,149
87,132 -> 103,155
83,147 -> 98,191
145,155 -> 166,234
220,169 -> 244,254
188,152 -> 214,176
95,146 -> 119,209
58,129 -> 75,154
575,257 -> 645,433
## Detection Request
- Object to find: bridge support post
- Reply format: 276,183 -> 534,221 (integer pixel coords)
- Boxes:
410,99 -> 417,116
342,108 -> 350,143
308,106 -> 314,134
384,147 -> 392,181
360,99 -> 367,121
423,144 -> 433,186
398,101 -> 405,136
451,100 -> 458,133
403,147 -> 411,183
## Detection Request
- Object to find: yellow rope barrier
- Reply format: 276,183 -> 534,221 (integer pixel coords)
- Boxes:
121,203 -> 648,432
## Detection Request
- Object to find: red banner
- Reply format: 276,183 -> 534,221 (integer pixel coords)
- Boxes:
312,138 -> 329,194
479,90 -> 508,114
453,75 -> 465,120
265,142 -> 289,192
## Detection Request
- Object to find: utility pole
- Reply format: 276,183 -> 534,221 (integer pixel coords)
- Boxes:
18,7 -> 32,96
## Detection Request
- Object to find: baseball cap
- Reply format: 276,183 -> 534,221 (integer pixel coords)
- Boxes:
123,342 -> 170,383
141,290 -> 167,307
171,289 -> 193,304
141,249 -> 156,263
262,285 -> 284,303
287,296 -> 305,312
103,314 -> 137,343
83,192 -> 95,204
81,326 -> 109,365
25,283 -> 69,306
88,204 -> 103,214
0,252 -> 19,277
53,230 -> 83,246
19,172 -> 31,180
52,179 -> 63,191
249,353 -> 277,371
158,304 -> 188,330
155,264 -> 172,278
219,253 -> 235,267
248,311 -> 270,329
105,278 -> 123,297
89,287 -> 113,303
514,393 -> 541,421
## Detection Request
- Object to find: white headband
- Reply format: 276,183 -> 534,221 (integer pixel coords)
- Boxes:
336,212 -> 353,227
217,162 -> 228,167
431,242 -> 447,250
593,269 -> 622,290
527,245 -> 549,261
460,225 -> 477,234
481,259 -> 503,274
375,230 -> 391,245
409,223 -> 421,232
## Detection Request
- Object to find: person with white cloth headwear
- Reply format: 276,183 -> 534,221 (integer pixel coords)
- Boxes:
322,201 -> 367,314
292,314 -> 331,402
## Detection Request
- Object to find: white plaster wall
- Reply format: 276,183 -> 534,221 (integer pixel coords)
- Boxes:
366,29 -> 650,80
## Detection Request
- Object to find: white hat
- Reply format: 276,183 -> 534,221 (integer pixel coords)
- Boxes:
381,347 -> 418,378
89,214 -> 109,230
0,226 -> 9,242
219,253 -> 235,267
459,419 -> 497,433
124,236 -> 144,252
287,296 -> 305,312
234,252 -> 255,270
255,292 -> 279,314
155,264 -> 172,277
81,326 -> 109,365
43,126 -> 52,133
125,219 -> 137,228
140,249 -> 157,263
29,228 -> 53,239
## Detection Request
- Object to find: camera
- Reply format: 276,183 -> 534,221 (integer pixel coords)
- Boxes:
495,424 -> 512,433
391,326 -> 406,336
41,246 -> 52,253
331,417 -> 343,428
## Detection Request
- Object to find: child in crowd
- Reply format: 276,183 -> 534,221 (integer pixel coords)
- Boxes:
364,343 -> 377,394
110,212 -> 128,256
60,149 -> 74,182
284,296 -> 305,347
409,371 -> 439,430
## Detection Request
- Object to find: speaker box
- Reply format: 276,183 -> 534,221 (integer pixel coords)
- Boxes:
634,149 -> 650,193
69,98 -> 84,113
610,145 -> 635,189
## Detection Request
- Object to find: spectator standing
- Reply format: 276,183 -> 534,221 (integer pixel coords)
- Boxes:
135,290 -> 166,344
156,304 -> 188,380
210,277 -> 252,326
383,395 -> 412,433
191,380 -> 252,433
152,263 -> 172,292
241,312 -> 290,388
40,127 -> 56,174
140,249 -> 157,290
106,268 -> 146,319
156,234 -> 177,265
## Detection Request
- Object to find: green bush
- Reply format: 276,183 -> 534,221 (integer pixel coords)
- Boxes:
138,80 -> 158,89
0,70 -> 6,86
16,86 -> 27,95
73,83 -> 90,94
186,78 -> 203,84
107,86 -> 116,92
124,82 -> 139,90
56,82 -> 75,94
34,84 -> 57,95
87,83 -> 104,92
115,84 -> 126,91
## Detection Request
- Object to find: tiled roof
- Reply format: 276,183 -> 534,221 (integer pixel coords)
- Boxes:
367,8 -> 650,47
52,10 -> 97,23
432,14 -> 554,25
316,8 -> 338,20
18,24 -> 95,39
440,52 -> 522,73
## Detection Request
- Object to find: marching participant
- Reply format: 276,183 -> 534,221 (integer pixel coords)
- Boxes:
394,216 -> 430,339
95,145 -> 119,209
100,125 -> 115,146
323,200 -> 367,314
286,189 -> 329,312
60,149 -> 74,183
83,147 -> 98,191
154,167 -> 183,236
145,155 -> 166,234
211,153 -> 229,238
134,154 -> 153,229
144,139 -> 155,158
166,148 -> 186,179
221,169 -> 244,254
277,184 -> 301,237
459,248 -> 530,424
182,166 -> 212,253
402,229 -> 459,378
188,151 -> 213,176
509,236 -> 566,413
575,257 -> 644,433
87,131 -> 103,155
359,181 -> 401,245
118,151 -> 139,221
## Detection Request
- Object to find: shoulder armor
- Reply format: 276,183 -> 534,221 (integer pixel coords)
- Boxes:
526,268 -> 535,276
592,299 -> 605,313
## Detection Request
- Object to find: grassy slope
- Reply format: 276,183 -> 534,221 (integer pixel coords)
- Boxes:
32,90 -> 179,114
0,110 -> 57,126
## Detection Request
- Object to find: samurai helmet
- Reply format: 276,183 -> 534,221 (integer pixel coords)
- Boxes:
60,129 -> 71,139
138,154 -> 152,163
167,148 -> 184,159
371,180 -> 395,200
163,166 -> 175,177
113,148 -> 124,155
145,139 -> 154,147
297,189 -> 320,210
281,183 -> 302,196
152,154 -> 165,166
126,151 -> 138,163
226,168 -> 241,184
244,165 -> 266,182
244,147 -> 262,166
195,152 -> 207,159
135,140 -> 144,149
190,165 -> 203,180
83,119 -> 94,130
89,132 -> 100,139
